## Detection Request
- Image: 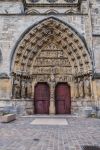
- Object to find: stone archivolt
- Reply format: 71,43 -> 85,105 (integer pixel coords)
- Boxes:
12,18 -> 92,99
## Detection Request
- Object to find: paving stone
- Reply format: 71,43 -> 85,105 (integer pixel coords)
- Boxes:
0,117 -> 100,150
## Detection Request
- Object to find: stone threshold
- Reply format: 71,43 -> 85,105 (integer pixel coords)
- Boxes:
30,118 -> 68,125
21,114 -> 78,118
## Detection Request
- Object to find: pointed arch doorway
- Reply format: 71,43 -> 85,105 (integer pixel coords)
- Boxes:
55,83 -> 71,114
11,17 -> 92,115
34,82 -> 50,114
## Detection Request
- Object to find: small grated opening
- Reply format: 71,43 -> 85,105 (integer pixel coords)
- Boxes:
82,146 -> 100,150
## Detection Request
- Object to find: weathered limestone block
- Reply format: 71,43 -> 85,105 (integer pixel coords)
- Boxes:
0,114 -> 16,123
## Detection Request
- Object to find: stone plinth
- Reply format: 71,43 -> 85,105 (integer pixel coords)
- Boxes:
0,114 -> 16,123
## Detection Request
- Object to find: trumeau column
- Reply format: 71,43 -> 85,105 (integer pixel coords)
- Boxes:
49,82 -> 56,114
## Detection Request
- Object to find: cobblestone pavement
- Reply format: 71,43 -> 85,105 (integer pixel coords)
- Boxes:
0,116 -> 100,150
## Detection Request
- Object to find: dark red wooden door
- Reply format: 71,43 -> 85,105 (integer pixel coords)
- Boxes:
34,83 -> 50,114
55,83 -> 71,114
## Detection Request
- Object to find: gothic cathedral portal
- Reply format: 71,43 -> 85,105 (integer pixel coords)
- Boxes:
11,18 -> 92,115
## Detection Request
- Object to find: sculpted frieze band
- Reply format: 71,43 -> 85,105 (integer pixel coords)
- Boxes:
34,58 -> 70,66
32,66 -> 72,74
38,50 -> 64,58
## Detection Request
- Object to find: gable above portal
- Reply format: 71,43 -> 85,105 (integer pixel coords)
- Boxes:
0,0 -> 88,15
23,0 -> 88,15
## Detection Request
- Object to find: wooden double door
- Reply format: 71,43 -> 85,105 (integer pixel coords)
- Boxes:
34,82 -> 71,114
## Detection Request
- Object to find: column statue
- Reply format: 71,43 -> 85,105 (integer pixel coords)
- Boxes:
27,80 -> 32,98
21,80 -> 26,98
84,76 -> 91,97
79,78 -> 84,98
74,79 -> 79,98
13,76 -> 21,99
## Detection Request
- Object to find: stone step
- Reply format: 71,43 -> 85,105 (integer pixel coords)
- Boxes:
21,114 -> 78,118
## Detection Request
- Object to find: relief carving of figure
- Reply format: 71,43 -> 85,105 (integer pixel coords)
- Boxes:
79,78 -> 84,98
21,80 -> 26,98
13,76 -> 20,99
74,79 -> 79,98
27,80 -> 32,98
84,76 -> 91,97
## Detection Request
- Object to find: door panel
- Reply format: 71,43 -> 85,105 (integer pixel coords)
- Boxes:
55,83 -> 71,114
56,101 -> 65,114
34,83 -> 50,114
